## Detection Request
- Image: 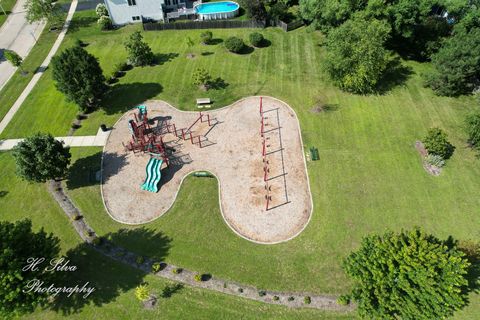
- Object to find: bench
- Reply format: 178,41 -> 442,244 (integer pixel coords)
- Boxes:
196,98 -> 211,105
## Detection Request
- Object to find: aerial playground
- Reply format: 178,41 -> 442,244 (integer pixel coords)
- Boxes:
102,97 -> 313,244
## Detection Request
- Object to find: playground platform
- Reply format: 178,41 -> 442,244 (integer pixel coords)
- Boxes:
101,97 -> 312,244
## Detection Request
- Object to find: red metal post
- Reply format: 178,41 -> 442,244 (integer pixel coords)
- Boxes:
198,136 -> 202,148
262,140 -> 266,156
172,124 -> 177,137
207,114 -> 211,126
190,132 -> 194,144
264,166 -> 267,181
266,194 -> 269,211
260,96 -> 263,114
181,128 -> 185,140
199,111 -> 203,122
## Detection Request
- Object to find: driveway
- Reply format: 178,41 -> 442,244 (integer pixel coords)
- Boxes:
0,0 -> 45,91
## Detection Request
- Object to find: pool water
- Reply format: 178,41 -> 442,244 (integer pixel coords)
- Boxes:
196,1 -> 240,14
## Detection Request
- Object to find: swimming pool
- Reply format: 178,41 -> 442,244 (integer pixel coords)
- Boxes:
195,1 -> 240,20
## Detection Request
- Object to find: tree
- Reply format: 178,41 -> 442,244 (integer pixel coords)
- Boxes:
24,0 -> 61,24
97,15 -> 112,30
423,127 -> 455,159
466,111 -> 480,149
425,27 -> 480,96
200,31 -> 213,45
12,133 -> 71,183
343,229 -> 470,320
324,15 -> 392,94
3,50 -> 24,72
124,31 -> 154,67
239,0 -> 267,22
192,68 -> 212,90
0,219 -> 60,317
51,45 -> 107,111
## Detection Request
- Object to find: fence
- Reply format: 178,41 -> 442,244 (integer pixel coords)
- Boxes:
143,19 -> 264,31
276,19 -> 304,32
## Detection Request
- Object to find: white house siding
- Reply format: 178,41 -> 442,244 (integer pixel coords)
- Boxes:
105,0 -> 165,25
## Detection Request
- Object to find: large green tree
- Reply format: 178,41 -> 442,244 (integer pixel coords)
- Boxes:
324,15 -> 391,94
51,45 -> 107,111
12,133 -> 71,183
343,229 -> 470,319
124,31 -> 155,67
425,26 -> 480,96
0,219 -> 60,317
24,0 -> 61,25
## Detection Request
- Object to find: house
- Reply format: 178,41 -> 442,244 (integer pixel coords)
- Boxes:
104,0 -> 199,25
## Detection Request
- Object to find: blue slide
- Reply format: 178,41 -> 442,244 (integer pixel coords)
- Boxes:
141,158 -> 163,192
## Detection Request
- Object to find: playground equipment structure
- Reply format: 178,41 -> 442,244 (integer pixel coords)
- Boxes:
123,105 -> 216,192
260,97 -> 289,211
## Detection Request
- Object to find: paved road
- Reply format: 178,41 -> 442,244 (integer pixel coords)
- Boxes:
0,0 -> 46,91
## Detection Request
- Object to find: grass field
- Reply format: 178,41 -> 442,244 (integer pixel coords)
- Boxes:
0,0 -> 16,27
0,151 -> 355,319
0,9 -> 479,319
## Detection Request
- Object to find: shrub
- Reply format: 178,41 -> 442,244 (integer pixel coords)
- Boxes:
423,127 -> 455,159
223,282 -> 227,288
337,295 -> 350,305
97,16 -> 112,31
114,62 -> 129,73
194,274 -> 203,282
135,284 -> 150,301
272,295 -> 279,301
135,256 -> 145,265
225,37 -> 244,53
172,268 -> 183,274
151,262 -> 165,273
258,290 -> 266,297
192,68 -> 212,89
304,296 -> 311,304
200,31 -> 213,44
288,296 -> 295,301
71,214 -> 82,221
95,3 -> 109,17
425,154 -> 445,168
466,112 -> 480,149
249,32 -> 264,47
237,287 -> 244,293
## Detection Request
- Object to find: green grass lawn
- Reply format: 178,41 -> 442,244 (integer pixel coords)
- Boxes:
1,9 -> 479,319
0,20 -> 66,122
0,152 -> 354,319
0,0 -> 16,27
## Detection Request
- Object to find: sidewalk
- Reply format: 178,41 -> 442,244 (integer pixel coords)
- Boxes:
0,127 -> 110,151
0,0 -> 78,134
0,0 -> 46,91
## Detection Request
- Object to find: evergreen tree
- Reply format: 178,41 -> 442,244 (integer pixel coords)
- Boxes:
124,31 -> 155,67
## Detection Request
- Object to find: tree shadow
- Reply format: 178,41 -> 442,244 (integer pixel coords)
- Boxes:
254,38 -> 271,48
458,240 -> 480,294
154,52 -> 179,65
0,190 -> 8,198
208,77 -> 229,90
65,151 -> 128,190
50,228 -> 171,315
67,16 -> 97,34
100,82 -> 163,115
209,38 -> 223,45
201,51 -> 214,56
237,45 -> 255,55
375,58 -> 414,94
161,283 -> 184,298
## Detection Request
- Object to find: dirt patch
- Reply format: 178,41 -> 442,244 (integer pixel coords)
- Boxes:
102,97 -> 312,244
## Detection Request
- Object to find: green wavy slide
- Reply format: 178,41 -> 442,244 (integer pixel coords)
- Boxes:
141,158 -> 163,192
